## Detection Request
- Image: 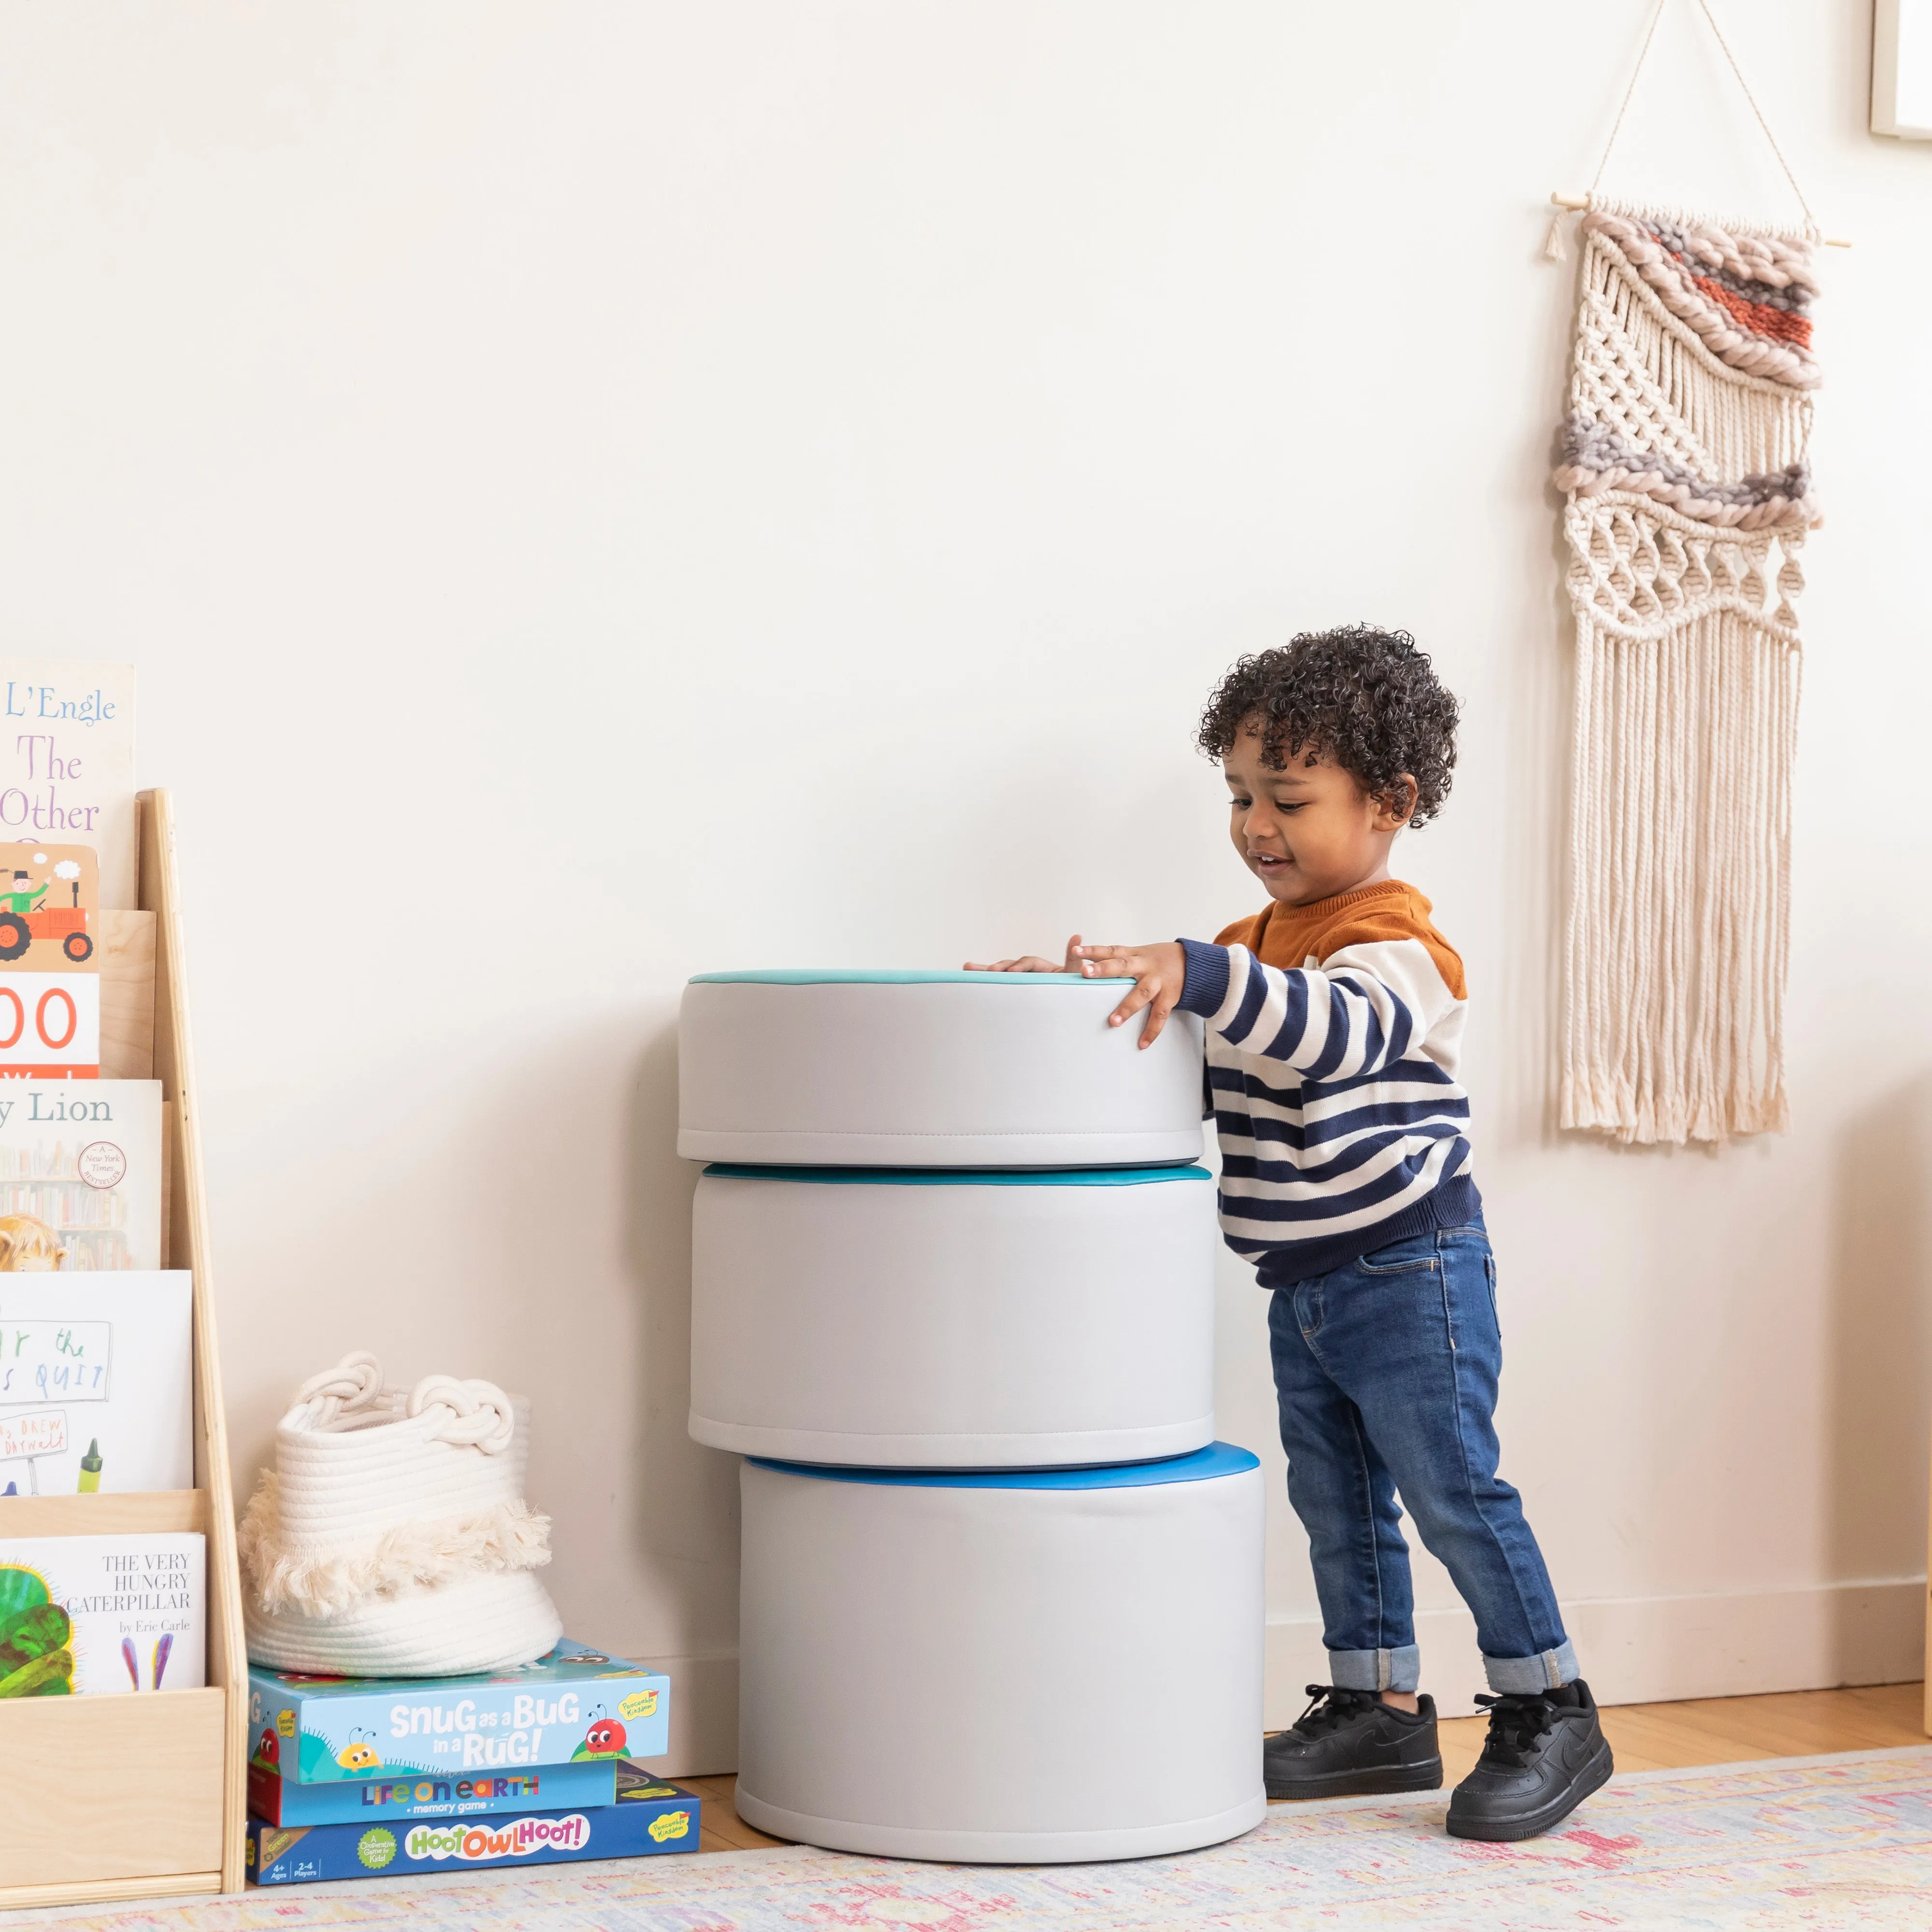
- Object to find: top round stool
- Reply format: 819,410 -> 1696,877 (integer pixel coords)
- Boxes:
677,969 -> 1204,1168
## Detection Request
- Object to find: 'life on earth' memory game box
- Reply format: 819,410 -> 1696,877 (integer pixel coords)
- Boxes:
248,1641 -> 669,1784
246,1780 -> 700,1885
247,1756 -> 618,1826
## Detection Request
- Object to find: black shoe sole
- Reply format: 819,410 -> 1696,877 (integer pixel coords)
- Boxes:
1266,1756 -> 1444,1802
1445,1737 -> 1615,1841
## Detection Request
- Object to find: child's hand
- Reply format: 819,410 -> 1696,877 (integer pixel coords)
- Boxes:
1074,941 -> 1187,1047
963,935 -> 1083,974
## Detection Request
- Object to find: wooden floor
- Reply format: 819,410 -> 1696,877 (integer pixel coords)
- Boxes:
681,1682 -> 1929,1853
1435,1679 -> 1925,1787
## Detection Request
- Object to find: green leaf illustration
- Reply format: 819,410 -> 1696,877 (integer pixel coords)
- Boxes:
0,1646 -> 74,1698
0,1601 -> 71,1675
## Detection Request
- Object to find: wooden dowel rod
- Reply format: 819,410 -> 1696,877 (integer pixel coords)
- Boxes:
1548,191 -> 1850,248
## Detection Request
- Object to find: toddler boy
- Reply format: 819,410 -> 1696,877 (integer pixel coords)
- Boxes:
968,625 -> 1611,1841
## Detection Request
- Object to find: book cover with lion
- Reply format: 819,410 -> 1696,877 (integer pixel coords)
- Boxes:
0,1080 -> 161,1271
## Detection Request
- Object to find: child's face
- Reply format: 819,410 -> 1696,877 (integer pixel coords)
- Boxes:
1223,724 -> 1412,906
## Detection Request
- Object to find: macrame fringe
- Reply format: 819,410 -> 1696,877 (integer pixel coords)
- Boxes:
1561,597 -> 1800,1145
239,1466 -> 554,1620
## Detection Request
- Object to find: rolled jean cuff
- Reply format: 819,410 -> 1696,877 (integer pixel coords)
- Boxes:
1482,1641 -> 1579,1694
1328,1645 -> 1421,1695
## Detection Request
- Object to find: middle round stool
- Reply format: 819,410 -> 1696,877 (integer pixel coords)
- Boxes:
689,1163 -> 1216,1468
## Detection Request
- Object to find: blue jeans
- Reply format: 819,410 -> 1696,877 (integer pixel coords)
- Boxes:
1262,1217 -> 1577,1696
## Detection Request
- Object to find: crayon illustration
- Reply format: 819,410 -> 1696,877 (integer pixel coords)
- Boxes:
122,1636 -> 139,1690
78,1439 -> 102,1492
153,1631 -> 173,1689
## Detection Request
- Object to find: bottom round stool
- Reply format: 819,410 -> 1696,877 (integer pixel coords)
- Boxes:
736,1444 -> 1266,1863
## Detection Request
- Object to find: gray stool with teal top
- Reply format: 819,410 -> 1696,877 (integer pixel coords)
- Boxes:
691,1162 -> 1216,1467
734,1445 -> 1267,1862
677,968 -> 1204,1168
678,968 -> 1264,1859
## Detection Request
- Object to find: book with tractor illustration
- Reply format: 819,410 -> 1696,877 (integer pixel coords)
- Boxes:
0,841 -> 102,1079
0,662 -> 136,910
246,1782 -> 700,1885
0,1272 -> 193,1496
0,1532 -> 206,1697
0,1080 -> 162,1271
248,1640 -> 670,1785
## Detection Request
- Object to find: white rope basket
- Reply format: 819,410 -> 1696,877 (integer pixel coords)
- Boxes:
239,1352 -> 563,1677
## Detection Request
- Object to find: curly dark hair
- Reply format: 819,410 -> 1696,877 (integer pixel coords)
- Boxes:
1195,624 -> 1459,828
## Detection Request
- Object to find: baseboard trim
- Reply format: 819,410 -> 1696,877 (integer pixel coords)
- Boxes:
1265,1578 -> 1928,1722
601,1580 -> 1928,1775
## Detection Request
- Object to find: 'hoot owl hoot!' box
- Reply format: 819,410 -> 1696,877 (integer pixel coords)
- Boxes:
246,1778 -> 700,1885
248,1641 -> 670,1785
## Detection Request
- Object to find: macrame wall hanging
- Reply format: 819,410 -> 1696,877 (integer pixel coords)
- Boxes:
1547,0 -> 1835,1146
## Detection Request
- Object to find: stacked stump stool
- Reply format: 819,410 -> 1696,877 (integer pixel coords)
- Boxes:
680,968 -> 1267,1862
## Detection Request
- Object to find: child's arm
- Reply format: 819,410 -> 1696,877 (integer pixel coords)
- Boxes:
1075,937 -> 1454,1065
963,935 -> 1084,974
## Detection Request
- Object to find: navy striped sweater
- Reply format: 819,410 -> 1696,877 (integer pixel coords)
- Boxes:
1175,879 -> 1479,1282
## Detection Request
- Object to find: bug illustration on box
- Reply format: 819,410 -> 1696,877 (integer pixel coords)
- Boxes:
573,1705 -> 627,1760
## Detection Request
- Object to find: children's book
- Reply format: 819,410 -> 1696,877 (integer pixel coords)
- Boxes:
0,663 -> 136,910
247,1756 -> 618,1827
0,1272 -> 193,1495
0,842 -> 102,1078
0,1532 -> 205,1696
248,1640 -> 671,1784
0,1080 -> 162,1271
246,1782 -> 700,1884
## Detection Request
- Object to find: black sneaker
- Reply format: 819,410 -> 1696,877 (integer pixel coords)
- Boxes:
1445,1679 -> 1615,1841
1264,1684 -> 1443,1800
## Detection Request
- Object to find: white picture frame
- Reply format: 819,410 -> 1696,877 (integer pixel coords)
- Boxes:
1874,0 -> 1932,138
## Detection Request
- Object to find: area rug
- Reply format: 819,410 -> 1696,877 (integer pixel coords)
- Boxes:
13,1747 -> 1932,1932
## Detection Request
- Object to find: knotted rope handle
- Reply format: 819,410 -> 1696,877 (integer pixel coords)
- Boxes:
287,1351 -> 385,1427
407,1374 -> 517,1455
286,1353 -> 517,1455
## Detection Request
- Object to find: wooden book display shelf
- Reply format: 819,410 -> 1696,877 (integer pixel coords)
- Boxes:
0,791 -> 248,1905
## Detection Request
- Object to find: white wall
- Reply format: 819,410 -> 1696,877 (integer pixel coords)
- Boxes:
0,2 -> 1924,1768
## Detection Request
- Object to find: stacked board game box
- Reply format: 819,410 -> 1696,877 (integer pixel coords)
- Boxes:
244,1640 -> 698,1885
